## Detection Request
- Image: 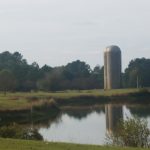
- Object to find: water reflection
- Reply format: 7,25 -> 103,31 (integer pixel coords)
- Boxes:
63,106 -> 105,120
0,103 -> 150,145
39,107 -> 106,145
127,105 -> 150,118
105,104 -> 123,134
0,107 -> 61,129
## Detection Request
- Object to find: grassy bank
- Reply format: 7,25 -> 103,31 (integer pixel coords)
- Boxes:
0,138 -> 147,150
0,88 -> 149,111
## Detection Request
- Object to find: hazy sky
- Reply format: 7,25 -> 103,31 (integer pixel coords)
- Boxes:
0,0 -> 150,70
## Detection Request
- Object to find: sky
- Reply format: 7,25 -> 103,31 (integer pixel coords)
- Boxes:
0,0 -> 150,70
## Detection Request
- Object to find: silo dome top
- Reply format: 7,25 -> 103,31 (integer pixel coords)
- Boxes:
104,45 -> 121,53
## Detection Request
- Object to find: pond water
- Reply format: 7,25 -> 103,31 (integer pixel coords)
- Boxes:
1,103 -> 150,145
38,104 -> 150,145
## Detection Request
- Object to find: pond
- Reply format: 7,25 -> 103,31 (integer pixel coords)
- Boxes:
38,104 -> 150,145
1,103 -> 150,145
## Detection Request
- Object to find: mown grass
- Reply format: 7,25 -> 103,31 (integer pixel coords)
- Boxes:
0,138 -> 146,150
0,88 -> 149,111
0,94 -> 55,111
2,88 -> 140,98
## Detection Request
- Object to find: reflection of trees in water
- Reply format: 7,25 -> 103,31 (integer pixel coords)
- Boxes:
0,108 -> 62,141
105,104 -> 150,136
105,104 -> 123,134
31,112 -> 62,129
62,106 -> 105,120
127,105 -> 150,118
0,106 -> 106,131
0,107 -> 61,129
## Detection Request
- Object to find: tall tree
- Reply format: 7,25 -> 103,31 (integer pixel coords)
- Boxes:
124,58 -> 150,88
90,65 -> 104,89
63,60 -> 91,79
0,70 -> 16,94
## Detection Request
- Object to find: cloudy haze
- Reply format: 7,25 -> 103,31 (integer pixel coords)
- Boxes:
0,0 -> 150,70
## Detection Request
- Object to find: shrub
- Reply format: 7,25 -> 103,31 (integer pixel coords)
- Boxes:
106,117 -> 150,148
0,123 -> 43,140
22,128 -> 43,140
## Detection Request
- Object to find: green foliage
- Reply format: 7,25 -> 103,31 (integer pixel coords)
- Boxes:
0,69 -> 16,93
37,67 -> 64,91
22,128 -> 43,140
37,60 -> 104,91
91,65 -> 104,89
123,58 -> 150,88
0,123 -> 43,140
106,117 -> 150,148
64,60 -> 91,79
0,51 -> 104,91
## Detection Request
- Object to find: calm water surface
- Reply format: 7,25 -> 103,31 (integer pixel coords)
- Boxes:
39,105 -> 150,145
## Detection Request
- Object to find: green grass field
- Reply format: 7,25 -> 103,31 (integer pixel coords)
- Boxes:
0,138 -> 146,150
0,88 -> 148,111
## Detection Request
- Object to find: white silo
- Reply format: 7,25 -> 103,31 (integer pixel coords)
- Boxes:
104,45 -> 122,90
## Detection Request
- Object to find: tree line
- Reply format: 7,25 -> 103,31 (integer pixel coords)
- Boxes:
0,51 -> 103,92
0,51 -> 149,92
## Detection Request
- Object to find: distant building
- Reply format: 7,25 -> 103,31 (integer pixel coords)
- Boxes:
104,45 -> 122,89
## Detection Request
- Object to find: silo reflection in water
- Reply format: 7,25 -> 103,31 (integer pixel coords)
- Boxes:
105,104 -> 123,134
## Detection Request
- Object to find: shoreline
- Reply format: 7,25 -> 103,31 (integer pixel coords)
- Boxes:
0,88 -> 150,112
